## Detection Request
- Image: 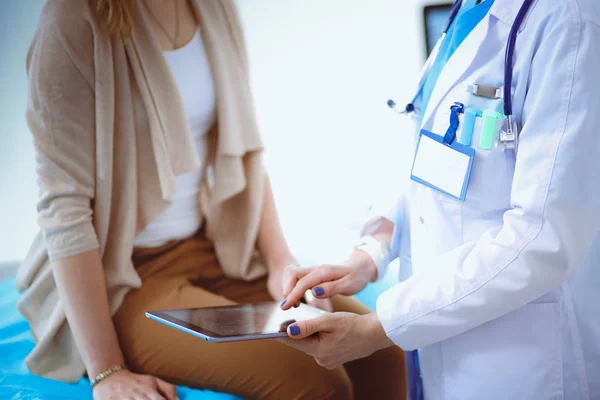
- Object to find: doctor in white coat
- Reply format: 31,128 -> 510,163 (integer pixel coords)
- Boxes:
280,0 -> 600,399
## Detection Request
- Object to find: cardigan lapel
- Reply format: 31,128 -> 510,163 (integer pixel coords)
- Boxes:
190,0 -> 267,280
124,1 -> 200,201
190,0 -> 264,204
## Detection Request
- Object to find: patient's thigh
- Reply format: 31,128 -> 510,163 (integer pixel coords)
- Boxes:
113,280 -> 353,400
330,295 -> 372,315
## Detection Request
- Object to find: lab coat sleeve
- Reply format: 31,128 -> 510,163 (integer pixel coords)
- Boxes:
358,193 -> 407,280
377,13 -> 600,350
358,195 -> 403,236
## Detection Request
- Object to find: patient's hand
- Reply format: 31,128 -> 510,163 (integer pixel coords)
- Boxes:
93,369 -> 178,400
267,266 -> 288,302
280,251 -> 376,311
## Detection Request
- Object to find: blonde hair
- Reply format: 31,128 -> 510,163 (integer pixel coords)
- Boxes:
95,0 -> 134,38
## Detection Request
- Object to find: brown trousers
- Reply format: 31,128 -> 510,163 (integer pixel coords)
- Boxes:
113,232 -> 407,400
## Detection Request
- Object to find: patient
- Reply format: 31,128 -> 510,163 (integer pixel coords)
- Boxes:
16,0 -> 406,399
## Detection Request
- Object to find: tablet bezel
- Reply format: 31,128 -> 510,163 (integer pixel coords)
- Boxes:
145,302 -> 313,343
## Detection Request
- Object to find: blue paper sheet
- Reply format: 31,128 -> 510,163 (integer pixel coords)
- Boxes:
0,276 -> 243,400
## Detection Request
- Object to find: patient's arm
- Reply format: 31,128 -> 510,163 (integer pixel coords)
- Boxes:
256,175 -> 298,303
53,250 -> 178,400
256,175 -> 296,271
52,249 -> 125,377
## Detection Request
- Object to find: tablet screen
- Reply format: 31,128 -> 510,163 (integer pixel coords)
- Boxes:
147,302 -> 328,341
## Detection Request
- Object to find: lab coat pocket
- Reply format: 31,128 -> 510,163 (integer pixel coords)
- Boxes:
464,122 -> 515,210
440,302 -> 563,400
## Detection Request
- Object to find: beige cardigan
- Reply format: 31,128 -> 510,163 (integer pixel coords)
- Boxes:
16,0 -> 267,382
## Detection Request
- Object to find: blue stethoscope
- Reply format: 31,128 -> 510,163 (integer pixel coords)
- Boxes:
389,0 -> 535,154
395,1 -> 536,399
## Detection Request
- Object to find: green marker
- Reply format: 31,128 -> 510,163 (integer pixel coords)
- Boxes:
479,110 -> 504,150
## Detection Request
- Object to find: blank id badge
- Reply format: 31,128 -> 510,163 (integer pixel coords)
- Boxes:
410,129 -> 475,201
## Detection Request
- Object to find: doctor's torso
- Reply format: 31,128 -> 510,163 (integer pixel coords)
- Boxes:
398,1 -> 600,399
410,5 -> 519,272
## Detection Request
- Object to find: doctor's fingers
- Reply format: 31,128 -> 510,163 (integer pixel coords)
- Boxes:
310,276 -> 355,299
287,314 -> 337,339
282,266 -> 348,309
277,336 -> 319,356
281,265 -> 314,297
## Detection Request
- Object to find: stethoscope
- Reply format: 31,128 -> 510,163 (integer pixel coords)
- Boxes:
388,0 -> 535,153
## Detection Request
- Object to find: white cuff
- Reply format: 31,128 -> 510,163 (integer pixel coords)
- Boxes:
354,236 -> 390,282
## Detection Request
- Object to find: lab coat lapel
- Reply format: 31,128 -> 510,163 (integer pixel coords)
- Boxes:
489,0 -> 536,29
421,9 -> 492,127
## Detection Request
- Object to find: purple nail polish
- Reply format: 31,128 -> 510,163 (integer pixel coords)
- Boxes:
314,287 -> 325,296
290,325 -> 301,336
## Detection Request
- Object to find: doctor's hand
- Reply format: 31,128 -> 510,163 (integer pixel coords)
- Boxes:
280,251 -> 376,311
280,312 -> 393,369
269,265 -> 332,311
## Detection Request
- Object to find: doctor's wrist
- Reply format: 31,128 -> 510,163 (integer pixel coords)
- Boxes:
352,235 -> 391,282
359,312 -> 394,353
348,247 -> 379,282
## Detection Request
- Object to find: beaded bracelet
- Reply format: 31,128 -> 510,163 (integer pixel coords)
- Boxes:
90,364 -> 126,388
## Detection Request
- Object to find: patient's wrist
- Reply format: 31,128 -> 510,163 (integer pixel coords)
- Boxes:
267,259 -> 296,273
264,251 -> 296,272
87,353 -> 126,379
90,363 -> 127,389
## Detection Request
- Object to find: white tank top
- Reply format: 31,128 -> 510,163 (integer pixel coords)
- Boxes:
134,30 -> 216,248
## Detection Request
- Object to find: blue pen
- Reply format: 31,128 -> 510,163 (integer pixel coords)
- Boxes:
458,107 -> 482,146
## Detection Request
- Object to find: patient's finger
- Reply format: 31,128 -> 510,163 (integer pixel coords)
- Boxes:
155,378 -> 178,400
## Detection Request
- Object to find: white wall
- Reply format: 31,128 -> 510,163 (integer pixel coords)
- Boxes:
0,0 -> 427,266
0,1 -> 45,265
238,0 -> 425,262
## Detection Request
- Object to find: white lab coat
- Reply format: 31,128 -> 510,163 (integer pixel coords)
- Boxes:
375,0 -> 600,399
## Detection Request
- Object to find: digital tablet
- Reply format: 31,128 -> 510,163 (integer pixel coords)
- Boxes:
145,302 -> 328,343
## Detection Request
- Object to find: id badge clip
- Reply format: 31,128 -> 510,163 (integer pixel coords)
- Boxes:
410,103 -> 475,202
